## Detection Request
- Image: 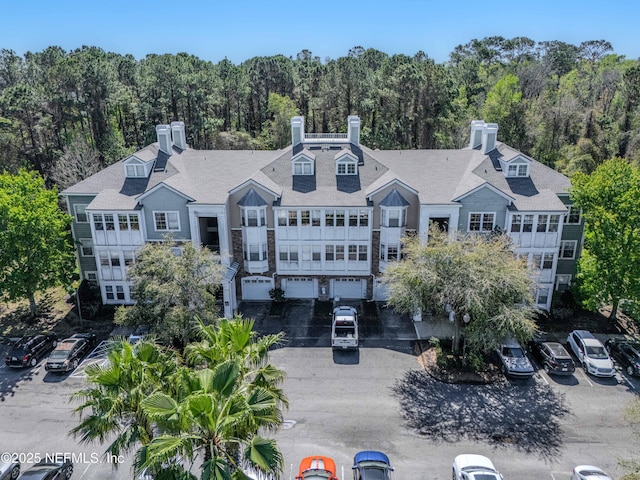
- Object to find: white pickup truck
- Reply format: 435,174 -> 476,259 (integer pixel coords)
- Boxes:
331,306 -> 359,350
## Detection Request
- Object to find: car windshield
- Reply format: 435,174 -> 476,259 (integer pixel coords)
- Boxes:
49,350 -> 69,359
586,345 -> 608,359
362,468 -> 387,480
503,347 -> 524,358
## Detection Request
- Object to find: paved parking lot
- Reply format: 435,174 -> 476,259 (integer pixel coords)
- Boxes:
0,303 -> 638,480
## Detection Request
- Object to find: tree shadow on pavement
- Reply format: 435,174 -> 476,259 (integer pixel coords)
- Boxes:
392,370 -> 571,460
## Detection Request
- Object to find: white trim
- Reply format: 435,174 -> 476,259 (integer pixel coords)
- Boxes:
366,179 -> 419,200
453,183 -> 514,204
228,179 -> 281,200
136,182 -> 195,202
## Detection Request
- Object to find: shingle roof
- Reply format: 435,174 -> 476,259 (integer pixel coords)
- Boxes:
379,188 -> 410,206
237,188 -> 268,207
61,139 -> 571,213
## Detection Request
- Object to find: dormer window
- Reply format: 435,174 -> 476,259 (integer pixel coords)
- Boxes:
293,158 -> 314,175
125,163 -> 146,177
292,151 -> 315,176
335,151 -> 358,175
337,161 -> 357,175
507,163 -> 528,177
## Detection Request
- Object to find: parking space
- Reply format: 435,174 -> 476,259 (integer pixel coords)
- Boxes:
1,314 -> 638,480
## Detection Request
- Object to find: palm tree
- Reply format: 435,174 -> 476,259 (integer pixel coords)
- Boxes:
69,339 -> 181,459
139,362 -> 284,480
138,316 -> 288,480
185,316 -> 288,404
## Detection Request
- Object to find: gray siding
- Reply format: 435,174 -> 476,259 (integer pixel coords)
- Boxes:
457,188 -> 510,231
67,195 -> 98,277
557,194 -> 584,276
140,188 -> 192,241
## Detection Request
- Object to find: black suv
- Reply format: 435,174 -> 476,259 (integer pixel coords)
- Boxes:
5,332 -> 58,368
45,333 -> 97,373
606,338 -> 640,377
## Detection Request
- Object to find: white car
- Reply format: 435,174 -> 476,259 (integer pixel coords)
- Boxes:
571,465 -> 613,480
452,454 -> 503,480
566,330 -> 615,377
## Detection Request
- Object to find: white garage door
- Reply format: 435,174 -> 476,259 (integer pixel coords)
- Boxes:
283,277 -> 317,298
332,278 -> 366,299
242,276 -> 274,300
373,278 -> 389,301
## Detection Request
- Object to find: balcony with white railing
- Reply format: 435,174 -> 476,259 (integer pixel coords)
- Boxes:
303,132 -> 349,143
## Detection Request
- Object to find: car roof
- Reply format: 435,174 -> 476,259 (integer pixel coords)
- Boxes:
543,342 -> 571,356
353,451 -> 390,466
573,330 -> 596,340
298,456 -> 337,476
455,454 -> 496,471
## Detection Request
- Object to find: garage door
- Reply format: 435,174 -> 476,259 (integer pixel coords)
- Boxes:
373,278 -> 389,301
332,278 -> 366,299
242,276 -> 274,300
283,277 -> 317,299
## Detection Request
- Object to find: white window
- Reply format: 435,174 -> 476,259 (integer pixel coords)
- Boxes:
154,211 -> 180,231
325,245 -> 345,261
380,243 -> 400,262
84,271 -> 97,282
348,210 -> 369,227
293,160 -> 313,175
337,160 -> 357,175
536,214 -> 561,233
93,213 -> 115,231
468,213 -> 495,232
118,214 -> 140,231
507,163 -> 528,177
244,243 -> 267,262
105,285 -> 114,300
565,206 -> 581,224
279,245 -> 299,264
79,238 -> 94,257
536,287 -> 549,305
381,208 -> 406,228
123,250 -> 136,266
532,253 -> 554,269
522,215 -> 533,233
74,204 -> 89,223
242,208 -> 266,227
559,241 -> 577,259
125,164 -> 145,177
510,214 -> 522,233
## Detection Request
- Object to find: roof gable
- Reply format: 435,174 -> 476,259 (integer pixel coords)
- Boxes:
136,182 -> 195,203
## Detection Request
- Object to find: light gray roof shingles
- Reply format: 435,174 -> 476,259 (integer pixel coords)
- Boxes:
62,139 -> 572,213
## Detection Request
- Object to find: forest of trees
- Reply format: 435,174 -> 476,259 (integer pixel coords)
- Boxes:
1,37 -> 639,190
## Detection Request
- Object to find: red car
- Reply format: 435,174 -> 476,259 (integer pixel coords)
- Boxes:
296,456 -> 339,480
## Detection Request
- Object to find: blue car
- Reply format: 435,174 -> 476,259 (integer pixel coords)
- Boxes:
352,451 -> 394,480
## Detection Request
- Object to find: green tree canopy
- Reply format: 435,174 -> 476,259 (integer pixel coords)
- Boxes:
0,169 -> 75,316
115,237 -> 225,347
570,158 -> 640,319
383,230 -> 538,354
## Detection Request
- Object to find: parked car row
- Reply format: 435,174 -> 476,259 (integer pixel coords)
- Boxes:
296,451 -> 394,480
496,329 -> 638,380
295,452 -> 612,480
4,332 -> 96,374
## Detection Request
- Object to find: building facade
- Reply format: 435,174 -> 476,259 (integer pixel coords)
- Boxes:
61,118 -> 583,316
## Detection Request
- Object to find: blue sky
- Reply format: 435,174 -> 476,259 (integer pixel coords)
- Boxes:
3,0 -> 639,64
